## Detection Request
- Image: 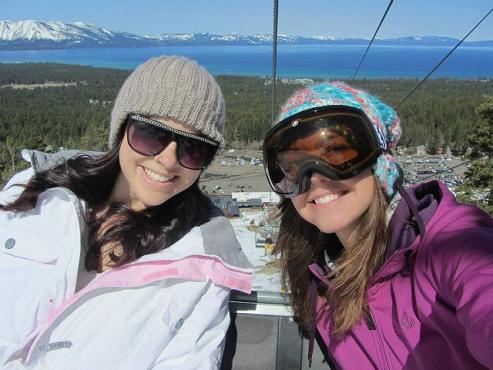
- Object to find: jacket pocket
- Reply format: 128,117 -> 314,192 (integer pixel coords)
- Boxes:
0,222 -> 60,263
0,218 -> 62,345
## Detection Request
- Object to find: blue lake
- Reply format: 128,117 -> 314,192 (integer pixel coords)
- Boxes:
0,44 -> 492,78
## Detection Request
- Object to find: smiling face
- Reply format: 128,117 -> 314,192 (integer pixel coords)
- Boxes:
291,168 -> 375,246
110,116 -> 203,211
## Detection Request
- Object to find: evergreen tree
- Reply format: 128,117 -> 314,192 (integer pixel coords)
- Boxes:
457,96 -> 493,214
1,64 -> 493,191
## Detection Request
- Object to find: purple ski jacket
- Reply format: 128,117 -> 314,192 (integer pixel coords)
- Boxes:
310,181 -> 493,369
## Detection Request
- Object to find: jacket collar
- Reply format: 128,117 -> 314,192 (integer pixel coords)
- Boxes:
385,181 -> 441,257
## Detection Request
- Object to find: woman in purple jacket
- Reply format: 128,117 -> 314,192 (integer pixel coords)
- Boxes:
262,81 -> 493,369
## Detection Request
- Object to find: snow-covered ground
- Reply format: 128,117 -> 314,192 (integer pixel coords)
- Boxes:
229,209 -> 282,292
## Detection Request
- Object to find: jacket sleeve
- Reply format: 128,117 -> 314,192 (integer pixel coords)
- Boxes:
428,227 -> 493,368
1,149 -> 101,204
0,167 -> 34,204
149,282 -> 231,370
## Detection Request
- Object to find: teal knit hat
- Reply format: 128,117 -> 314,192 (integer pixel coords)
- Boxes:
278,81 -> 402,198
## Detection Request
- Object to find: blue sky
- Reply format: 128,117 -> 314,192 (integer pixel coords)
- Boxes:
3,0 -> 493,41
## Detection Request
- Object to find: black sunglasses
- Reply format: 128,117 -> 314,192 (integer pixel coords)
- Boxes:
126,114 -> 219,170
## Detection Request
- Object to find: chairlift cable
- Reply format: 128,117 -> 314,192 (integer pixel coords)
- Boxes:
351,0 -> 394,80
396,6 -> 493,109
271,0 -> 279,124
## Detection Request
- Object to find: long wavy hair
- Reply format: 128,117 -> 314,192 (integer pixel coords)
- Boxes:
0,122 -> 214,272
272,175 -> 389,337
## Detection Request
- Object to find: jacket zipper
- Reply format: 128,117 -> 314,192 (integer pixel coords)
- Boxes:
368,310 -> 391,370
365,312 -> 377,330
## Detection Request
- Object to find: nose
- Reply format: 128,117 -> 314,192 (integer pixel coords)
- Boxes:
154,141 -> 179,168
310,171 -> 332,186
297,171 -> 332,195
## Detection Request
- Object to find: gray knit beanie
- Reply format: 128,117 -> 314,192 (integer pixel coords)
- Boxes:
109,55 -> 225,148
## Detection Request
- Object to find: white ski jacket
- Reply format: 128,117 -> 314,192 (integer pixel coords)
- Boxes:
0,151 -> 252,370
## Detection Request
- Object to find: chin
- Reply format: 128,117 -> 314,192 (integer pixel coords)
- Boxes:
133,193 -> 174,210
314,218 -> 355,236
147,197 -> 172,208
317,225 -> 340,234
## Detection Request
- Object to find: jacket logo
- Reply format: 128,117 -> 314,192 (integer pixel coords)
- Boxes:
401,311 -> 415,329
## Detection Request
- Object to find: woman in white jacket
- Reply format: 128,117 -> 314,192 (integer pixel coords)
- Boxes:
0,56 -> 252,370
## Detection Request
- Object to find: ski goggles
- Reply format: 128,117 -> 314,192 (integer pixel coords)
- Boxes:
126,114 -> 219,170
263,106 -> 386,198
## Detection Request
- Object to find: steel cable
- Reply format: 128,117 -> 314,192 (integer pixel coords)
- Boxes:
352,0 -> 395,80
396,6 -> 493,109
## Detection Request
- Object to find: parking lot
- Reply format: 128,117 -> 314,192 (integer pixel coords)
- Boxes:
201,149 -> 467,195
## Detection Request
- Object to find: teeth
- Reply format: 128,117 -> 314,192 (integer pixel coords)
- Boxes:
144,168 -> 173,182
314,193 -> 340,205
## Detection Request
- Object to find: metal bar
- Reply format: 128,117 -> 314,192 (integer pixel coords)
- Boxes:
277,316 -> 303,369
271,0 -> 279,124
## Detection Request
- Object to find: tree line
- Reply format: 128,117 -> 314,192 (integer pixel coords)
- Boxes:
0,63 -> 492,212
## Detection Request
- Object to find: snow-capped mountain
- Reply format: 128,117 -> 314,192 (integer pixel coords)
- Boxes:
1,20 -> 492,50
0,20 -> 115,41
0,20 -> 149,49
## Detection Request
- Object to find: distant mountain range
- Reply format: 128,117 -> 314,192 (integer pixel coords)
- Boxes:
1,20 -> 492,50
